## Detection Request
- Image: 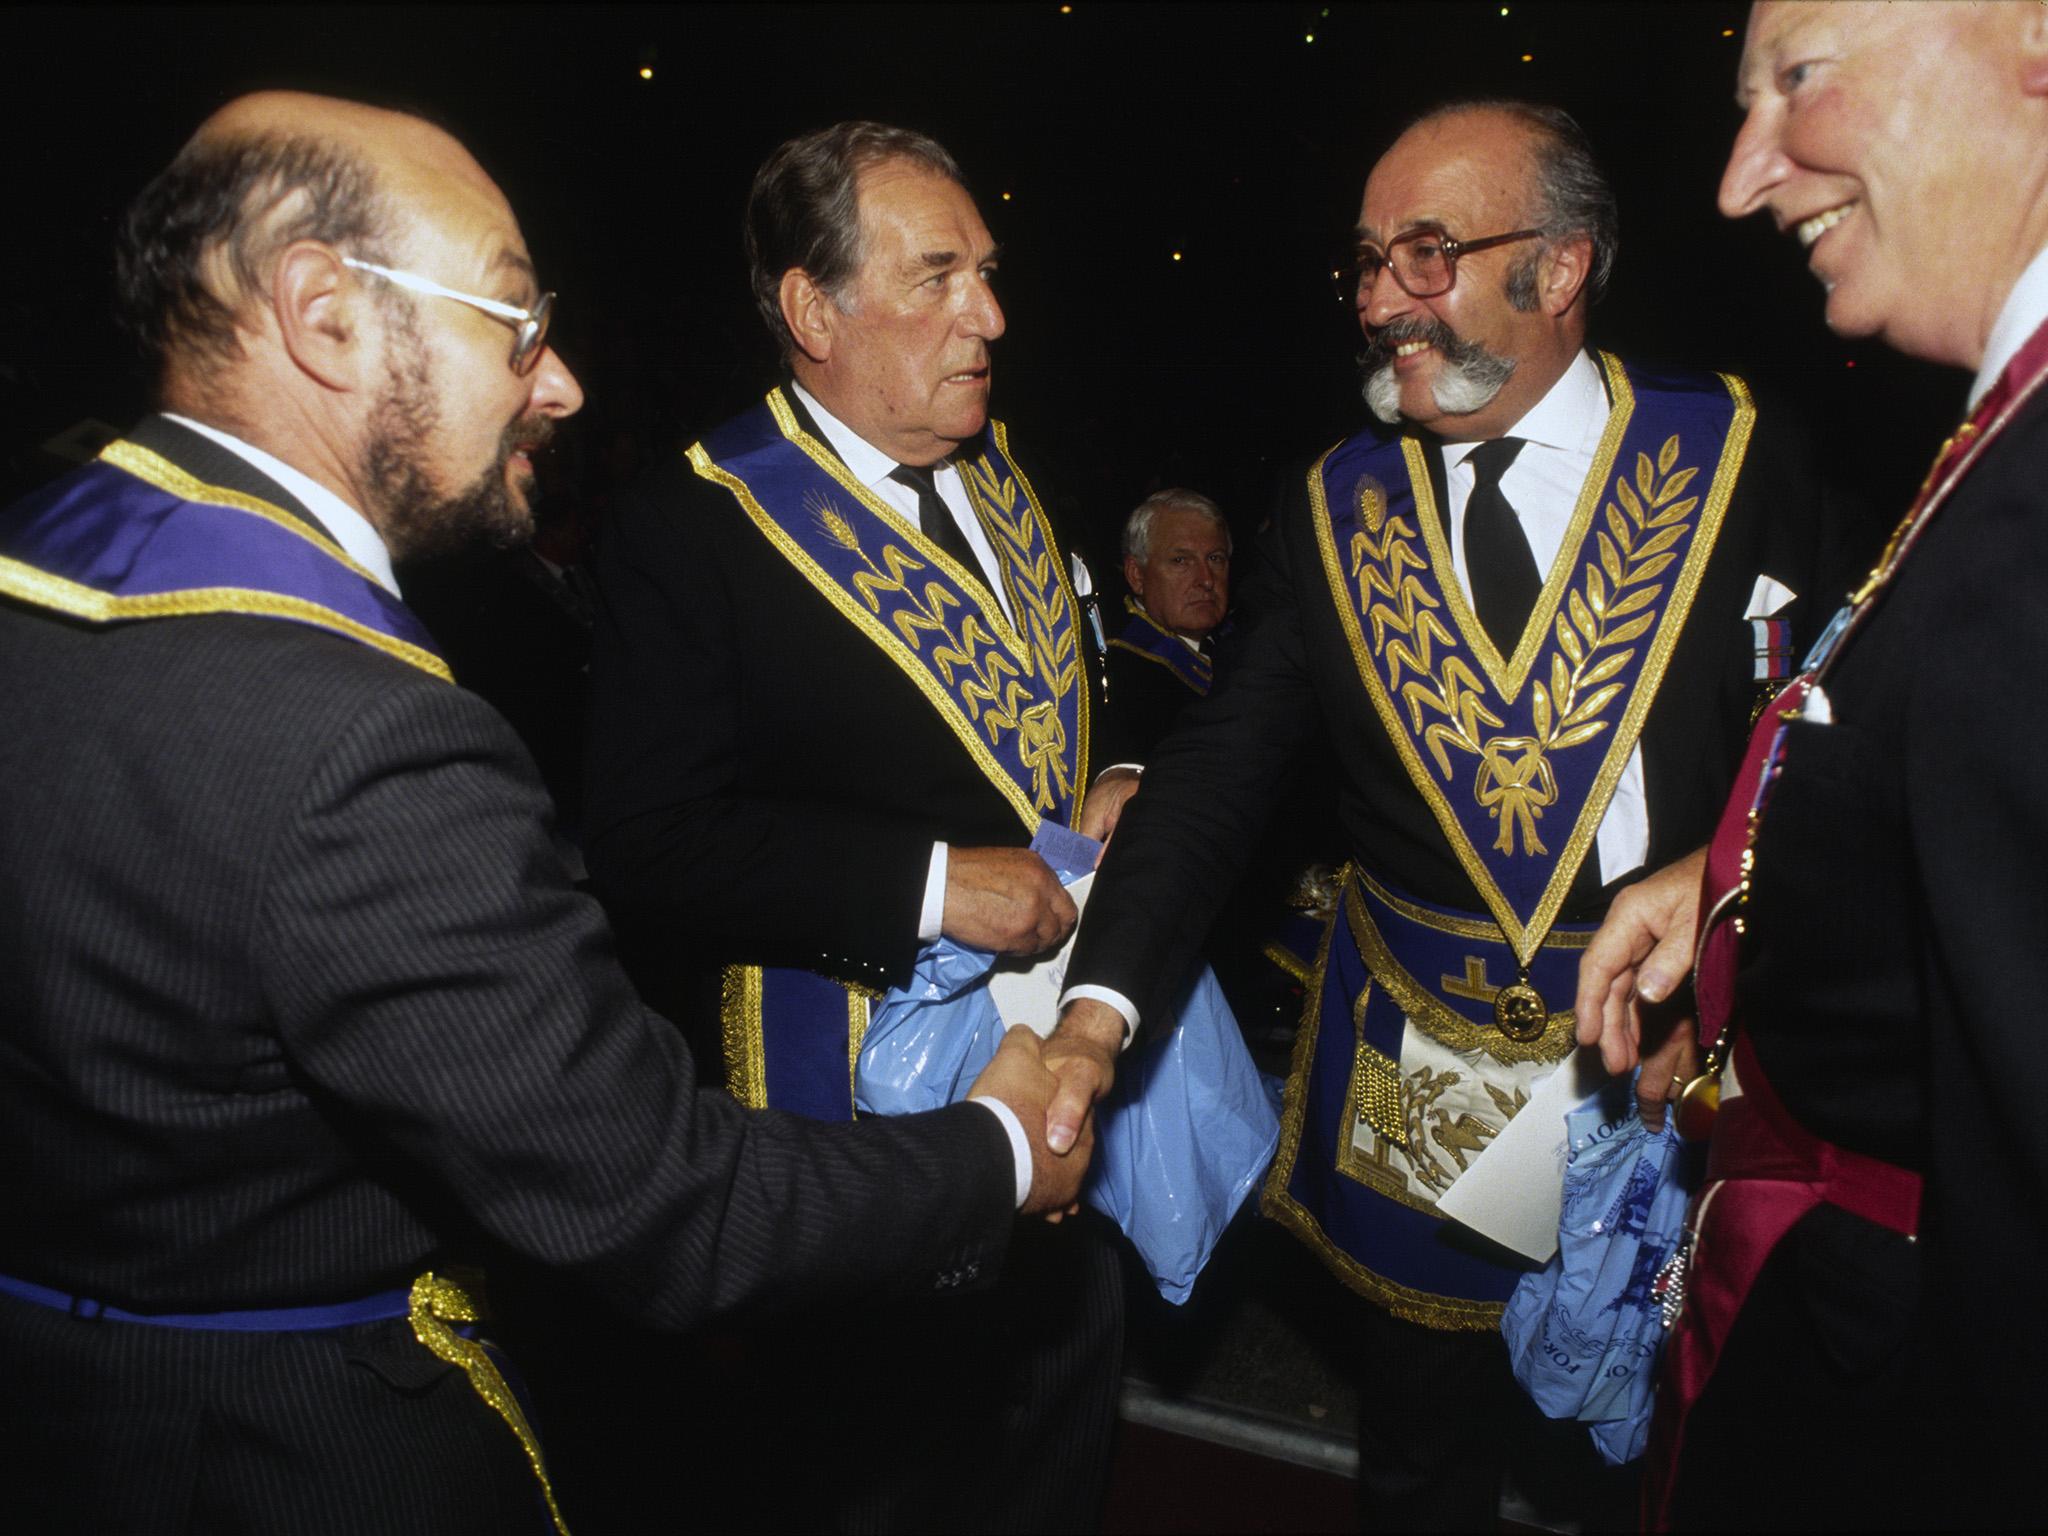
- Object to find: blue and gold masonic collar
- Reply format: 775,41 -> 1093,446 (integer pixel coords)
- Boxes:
689,387 -> 1090,831
1308,352 -> 1753,963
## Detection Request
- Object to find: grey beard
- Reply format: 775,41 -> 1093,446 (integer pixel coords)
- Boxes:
1362,326 -> 1518,426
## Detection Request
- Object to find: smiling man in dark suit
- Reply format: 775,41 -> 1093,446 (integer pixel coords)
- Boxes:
0,92 -> 1084,1536
1576,4 -> 2048,1525
1043,100 -> 1841,1527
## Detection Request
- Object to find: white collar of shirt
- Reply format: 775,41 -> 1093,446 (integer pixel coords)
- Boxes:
1436,349 -> 1608,592
1972,241 -> 2048,411
789,381 -> 916,495
161,413 -> 400,596
1439,348 -> 1607,476
788,381 -> 1014,618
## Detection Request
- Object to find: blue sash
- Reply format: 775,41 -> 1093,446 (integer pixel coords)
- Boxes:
1109,596 -> 1211,695
1307,353 -> 1750,967
0,439 -> 448,682
690,391 -> 1090,1119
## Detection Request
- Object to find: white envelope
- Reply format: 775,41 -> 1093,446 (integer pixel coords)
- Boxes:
1433,1044 -> 1612,1263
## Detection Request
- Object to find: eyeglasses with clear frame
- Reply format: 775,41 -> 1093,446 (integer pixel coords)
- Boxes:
1332,226 -> 1546,304
341,257 -> 556,375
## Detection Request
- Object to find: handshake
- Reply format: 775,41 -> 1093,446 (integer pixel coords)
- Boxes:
963,1000 -> 1129,1218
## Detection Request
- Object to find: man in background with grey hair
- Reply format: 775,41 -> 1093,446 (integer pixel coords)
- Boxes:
1046,100 -> 1838,1525
1100,487 -> 1232,762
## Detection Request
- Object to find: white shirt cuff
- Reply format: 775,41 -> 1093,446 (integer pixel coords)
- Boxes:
1056,985 -> 1139,1047
918,842 -> 948,943
968,1096 -> 1033,1209
1096,762 -> 1144,778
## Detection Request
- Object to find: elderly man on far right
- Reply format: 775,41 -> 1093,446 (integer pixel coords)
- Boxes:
1575,3 -> 2048,1527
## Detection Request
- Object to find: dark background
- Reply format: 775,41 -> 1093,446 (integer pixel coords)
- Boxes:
3,0 -> 1961,561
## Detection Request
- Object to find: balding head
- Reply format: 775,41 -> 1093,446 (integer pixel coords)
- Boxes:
118,92 -> 499,396
115,91 -> 582,559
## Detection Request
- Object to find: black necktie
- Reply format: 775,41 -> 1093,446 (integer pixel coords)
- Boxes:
1461,436 -> 1540,652
889,463 -> 980,577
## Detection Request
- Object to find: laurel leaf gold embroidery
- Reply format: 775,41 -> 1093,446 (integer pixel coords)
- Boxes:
1560,682 -> 1624,732
1607,505 -> 1633,555
1603,612 -> 1656,647
1624,553 -> 1676,587
1604,585 -> 1660,621
1578,649 -> 1632,690
1549,720 -> 1609,751
1556,612 -> 1585,666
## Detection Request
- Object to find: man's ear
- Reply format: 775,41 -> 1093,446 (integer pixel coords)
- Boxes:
2021,0 -> 2048,97
1123,553 -> 1146,600
780,268 -> 834,364
1539,233 -> 1593,319
272,242 -> 362,391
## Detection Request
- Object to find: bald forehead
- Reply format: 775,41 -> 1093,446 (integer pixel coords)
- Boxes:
197,90 -> 516,256
1359,110 -> 1540,243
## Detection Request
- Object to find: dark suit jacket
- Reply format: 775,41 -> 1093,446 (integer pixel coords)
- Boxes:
1100,621 -> 1206,766
0,416 -> 1014,1535
1687,383 -> 2048,1525
1068,384 -> 1845,1027
583,404 -> 1093,1002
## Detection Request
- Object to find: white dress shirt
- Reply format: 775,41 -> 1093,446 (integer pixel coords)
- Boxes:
1974,241 -> 2048,411
1441,349 -> 1648,888
162,414 -> 401,596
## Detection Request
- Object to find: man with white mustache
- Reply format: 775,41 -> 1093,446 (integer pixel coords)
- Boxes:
1045,99 -> 1839,1527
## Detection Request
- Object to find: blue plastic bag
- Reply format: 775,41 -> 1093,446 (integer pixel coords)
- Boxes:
855,836 -> 1279,1305
1500,1070 -> 1697,1466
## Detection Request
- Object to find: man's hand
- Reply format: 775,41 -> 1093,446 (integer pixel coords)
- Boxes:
1575,846 -> 1708,1098
1042,998 -> 1127,1157
1631,1001 -> 1699,1134
968,1025 -> 1093,1215
942,846 -> 1077,956
1075,767 -> 1141,848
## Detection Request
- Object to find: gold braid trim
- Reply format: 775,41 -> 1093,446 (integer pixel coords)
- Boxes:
0,557 -> 452,683
1260,940 -> 1313,985
719,964 -> 768,1109
407,1273 -> 571,1535
100,439 -> 384,584
1259,870 -> 1507,1331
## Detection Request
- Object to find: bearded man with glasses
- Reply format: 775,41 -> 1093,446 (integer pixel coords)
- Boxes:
1045,98 -> 1842,1527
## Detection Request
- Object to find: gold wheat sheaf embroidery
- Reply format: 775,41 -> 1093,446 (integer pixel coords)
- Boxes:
814,467 -> 1076,813
1354,434 -> 1698,855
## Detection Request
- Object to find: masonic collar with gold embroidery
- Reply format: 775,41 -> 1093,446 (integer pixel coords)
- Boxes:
1110,595 -> 1212,696
1308,351 -> 1753,966
0,436 -> 450,682
690,386 -> 1090,831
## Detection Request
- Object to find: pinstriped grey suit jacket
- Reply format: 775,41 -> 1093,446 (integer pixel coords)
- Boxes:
0,416 -> 1014,1534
